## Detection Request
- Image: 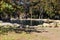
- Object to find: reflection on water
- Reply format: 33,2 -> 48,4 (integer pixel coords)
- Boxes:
10,20 -> 44,26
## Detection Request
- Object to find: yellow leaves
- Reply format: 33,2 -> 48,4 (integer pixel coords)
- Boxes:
0,0 -> 3,4
52,0 -> 57,3
1,4 -> 5,9
0,7 -> 2,10
34,5 -> 39,9
31,0 -> 38,2
0,0 -> 14,12
0,1 -> 5,9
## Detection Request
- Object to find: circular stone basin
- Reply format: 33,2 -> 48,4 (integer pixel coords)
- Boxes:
11,20 -> 44,26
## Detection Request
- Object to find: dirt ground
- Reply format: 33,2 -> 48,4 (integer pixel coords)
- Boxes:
0,27 -> 60,40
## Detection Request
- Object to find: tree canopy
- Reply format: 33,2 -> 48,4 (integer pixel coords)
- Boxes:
0,0 -> 60,19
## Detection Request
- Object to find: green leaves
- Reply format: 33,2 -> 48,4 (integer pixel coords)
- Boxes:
0,0 -> 60,19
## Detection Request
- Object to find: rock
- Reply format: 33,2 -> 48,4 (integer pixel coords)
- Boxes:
49,23 -> 56,27
0,23 -> 13,26
50,19 -> 60,22
26,25 -> 29,28
38,25 -> 43,27
43,23 -> 50,27
56,22 -> 60,27
13,23 -> 20,27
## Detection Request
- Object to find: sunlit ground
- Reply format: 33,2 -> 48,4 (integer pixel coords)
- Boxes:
0,28 -> 60,40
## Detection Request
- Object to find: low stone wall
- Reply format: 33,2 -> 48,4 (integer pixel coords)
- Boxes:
0,19 -> 60,28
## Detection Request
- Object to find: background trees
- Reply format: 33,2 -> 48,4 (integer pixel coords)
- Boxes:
0,0 -> 60,20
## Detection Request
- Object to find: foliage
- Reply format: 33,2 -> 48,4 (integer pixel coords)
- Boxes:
0,0 -> 60,19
